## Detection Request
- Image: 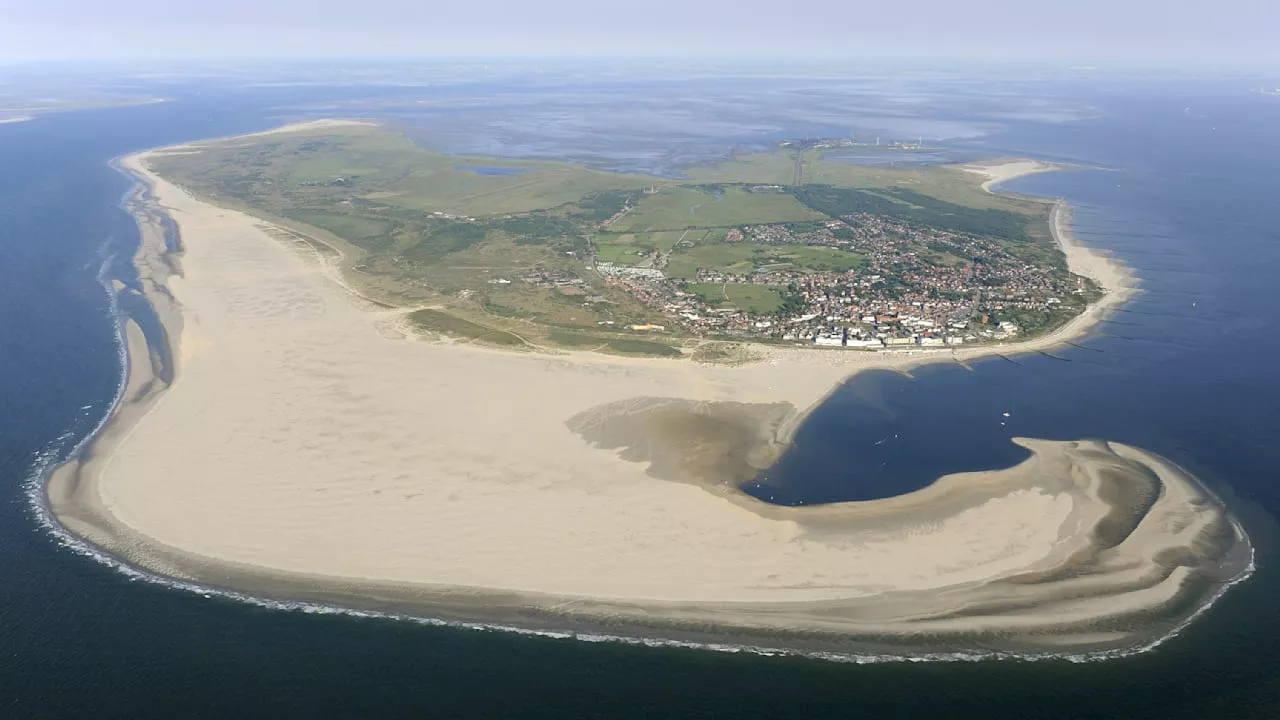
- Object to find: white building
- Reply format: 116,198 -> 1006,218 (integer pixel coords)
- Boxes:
595,262 -> 664,280
846,339 -> 884,349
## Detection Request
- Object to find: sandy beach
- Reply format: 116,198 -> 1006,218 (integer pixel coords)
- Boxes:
963,159 -> 1059,192
45,126 -> 1250,655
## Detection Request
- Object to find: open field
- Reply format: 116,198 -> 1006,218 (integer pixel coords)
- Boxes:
688,283 -> 785,314
666,241 -> 863,279
666,243 -> 759,278
598,229 -> 691,251
609,186 -> 825,232
593,243 -> 647,264
407,309 -> 529,347
189,125 -> 662,217
692,148 -> 1050,214
761,244 -> 864,271
593,229 -> 694,265
478,281 -> 644,329
686,151 -> 799,185
290,210 -> 395,242
803,153 -> 1040,211
545,330 -> 683,357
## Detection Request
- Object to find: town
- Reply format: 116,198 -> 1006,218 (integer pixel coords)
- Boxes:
580,204 -> 1091,349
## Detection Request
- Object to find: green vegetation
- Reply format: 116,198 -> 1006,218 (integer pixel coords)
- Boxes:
546,330 -> 683,357
794,185 -> 1034,242
665,241 -> 862,279
688,283 -> 784,314
593,229 -> 694,265
610,186 -> 824,232
407,309 -> 529,347
763,245 -> 863,271
478,278 -> 658,330
289,210 -> 394,242
695,149 -> 1045,213
665,244 -> 757,278
688,342 -> 759,365
256,129 -> 659,217
604,339 -> 684,357
686,152 -> 798,185
151,123 -> 1063,352
573,189 -> 646,222
594,243 -> 648,265
984,301 -> 1091,339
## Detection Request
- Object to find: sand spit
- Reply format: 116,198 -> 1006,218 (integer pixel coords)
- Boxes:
962,159 -> 1059,192
44,138 -> 1249,657
245,118 -> 379,137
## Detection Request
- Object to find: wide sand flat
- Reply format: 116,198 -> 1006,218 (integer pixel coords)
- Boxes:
963,159 -> 1058,191
47,134 -> 1249,654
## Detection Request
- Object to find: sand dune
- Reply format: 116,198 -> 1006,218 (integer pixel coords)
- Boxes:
45,132 -> 1250,656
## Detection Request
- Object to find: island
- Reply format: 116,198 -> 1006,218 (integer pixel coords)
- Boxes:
45,120 -> 1253,660
140,120 -> 1105,358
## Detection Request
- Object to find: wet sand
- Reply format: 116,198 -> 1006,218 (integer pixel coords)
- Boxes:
45,127 -> 1250,655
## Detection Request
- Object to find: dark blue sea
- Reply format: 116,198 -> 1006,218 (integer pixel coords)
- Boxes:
2,68 -> 1279,717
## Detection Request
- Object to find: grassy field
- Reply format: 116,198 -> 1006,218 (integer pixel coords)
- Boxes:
593,229 -> 693,266
289,210 -> 396,243
478,275 -> 663,330
666,241 -> 863,279
407,309 -> 529,347
687,152 -> 798,185
759,245 -> 864,272
602,230 -> 692,251
157,125 -> 660,219
690,148 -> 1051,216
687,283 -> 784,314
801,151 -> 1042,213
665,244 -> 758,279
546,330 -> 683,357
609,186 -> 824,232
593,243 -> 648,265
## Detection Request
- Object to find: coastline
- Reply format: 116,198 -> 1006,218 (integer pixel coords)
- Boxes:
43,125 -> 1249,659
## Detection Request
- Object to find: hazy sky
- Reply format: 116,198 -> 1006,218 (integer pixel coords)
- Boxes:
2,0 -> 1277,67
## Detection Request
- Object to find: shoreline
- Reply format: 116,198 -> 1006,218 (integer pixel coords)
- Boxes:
42,125 -> 1249,660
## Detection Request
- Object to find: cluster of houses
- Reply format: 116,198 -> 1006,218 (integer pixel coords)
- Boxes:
792,293 -> 1025,349
500,202 -> 1085,350
740,222 -> 844,246
595,261 -> 664,280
